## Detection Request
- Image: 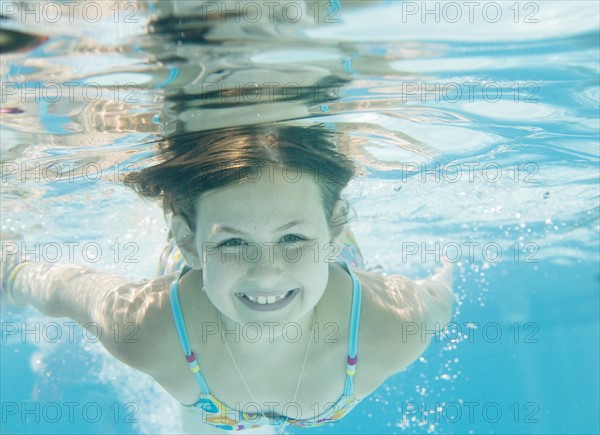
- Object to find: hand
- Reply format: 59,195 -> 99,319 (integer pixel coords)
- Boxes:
1,244 -> 26,307
433,257 -> 454,285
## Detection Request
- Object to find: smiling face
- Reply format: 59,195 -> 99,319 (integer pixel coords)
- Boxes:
186,165 -> 342,324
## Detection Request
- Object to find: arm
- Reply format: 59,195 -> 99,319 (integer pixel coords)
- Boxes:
366,261 -> 455,372
413,259 -> 455,327
5,259 -> 168,372
8,262 -> 132,319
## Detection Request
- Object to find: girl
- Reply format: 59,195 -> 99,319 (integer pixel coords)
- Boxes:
1,124 -> 454,434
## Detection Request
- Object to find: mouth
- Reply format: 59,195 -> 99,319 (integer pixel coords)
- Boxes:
235,288 -> 300,311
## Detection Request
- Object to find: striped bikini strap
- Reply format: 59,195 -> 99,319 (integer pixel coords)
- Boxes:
169,266 -> 211,395
339,259 -> 362,396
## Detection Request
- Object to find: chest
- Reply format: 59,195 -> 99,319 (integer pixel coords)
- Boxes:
153,303 -> 388,420
150,265 -> 397,419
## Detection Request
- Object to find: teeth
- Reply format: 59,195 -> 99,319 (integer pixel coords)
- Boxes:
240,290 -> 293,304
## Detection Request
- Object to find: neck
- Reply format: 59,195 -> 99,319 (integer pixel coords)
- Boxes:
217,307 -> 316,356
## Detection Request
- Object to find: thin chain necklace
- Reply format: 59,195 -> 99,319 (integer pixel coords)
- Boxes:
217,307 -> 316,431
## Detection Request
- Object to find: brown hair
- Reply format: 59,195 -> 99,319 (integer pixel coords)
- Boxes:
123,124 -> 357,233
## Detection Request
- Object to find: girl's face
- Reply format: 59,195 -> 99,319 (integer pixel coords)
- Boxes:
191,166 -> 340,325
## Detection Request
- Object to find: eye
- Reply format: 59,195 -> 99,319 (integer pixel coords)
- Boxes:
280,234 -> 306,244
218,238 -> 246,248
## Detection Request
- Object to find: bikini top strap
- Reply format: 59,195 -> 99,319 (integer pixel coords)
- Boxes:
169,266 -> 212,395
337,259 -> 362,396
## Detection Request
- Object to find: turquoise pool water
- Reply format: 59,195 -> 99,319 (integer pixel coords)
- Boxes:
1,1 -> 599,434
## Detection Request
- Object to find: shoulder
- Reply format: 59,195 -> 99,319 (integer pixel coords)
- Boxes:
105,272 -> 182,375
353,264 -> 454,375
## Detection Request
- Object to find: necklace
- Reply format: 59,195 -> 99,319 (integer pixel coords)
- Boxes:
217,307 -> 316,432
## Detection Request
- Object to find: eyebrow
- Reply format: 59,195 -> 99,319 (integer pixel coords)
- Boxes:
208,220 -> 307,237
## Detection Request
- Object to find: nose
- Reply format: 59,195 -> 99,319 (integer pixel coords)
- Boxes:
245,244 -> 285,284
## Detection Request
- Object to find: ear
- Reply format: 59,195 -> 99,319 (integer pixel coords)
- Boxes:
329,200 -> 347,253
171,215 -> 201,269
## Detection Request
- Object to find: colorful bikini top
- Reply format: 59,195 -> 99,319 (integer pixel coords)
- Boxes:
169,259 -> 363,431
